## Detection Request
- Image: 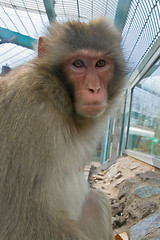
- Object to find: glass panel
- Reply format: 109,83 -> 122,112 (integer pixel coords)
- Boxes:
127,59 -> 160,158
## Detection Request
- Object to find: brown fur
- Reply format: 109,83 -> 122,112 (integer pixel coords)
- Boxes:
0,18 -> 126,239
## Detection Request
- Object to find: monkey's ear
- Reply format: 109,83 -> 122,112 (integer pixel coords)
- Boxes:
38,37 -> 46,58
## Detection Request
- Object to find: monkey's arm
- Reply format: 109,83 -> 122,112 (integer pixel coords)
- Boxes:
79,189 -> 114,240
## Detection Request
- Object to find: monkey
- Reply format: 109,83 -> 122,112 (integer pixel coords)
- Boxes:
0,18 -> 126,240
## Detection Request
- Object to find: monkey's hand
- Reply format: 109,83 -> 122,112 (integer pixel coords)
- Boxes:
79,189 -> 114,240
56,210 -> 89,240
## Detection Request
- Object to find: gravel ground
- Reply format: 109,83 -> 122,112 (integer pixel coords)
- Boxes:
88,156 -> 160,239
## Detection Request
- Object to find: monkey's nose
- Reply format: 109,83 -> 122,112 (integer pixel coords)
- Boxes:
88,87 -> 101,94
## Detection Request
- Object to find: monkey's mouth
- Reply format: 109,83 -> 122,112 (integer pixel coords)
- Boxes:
84,103 -> 104,111
77,102 -> 106,117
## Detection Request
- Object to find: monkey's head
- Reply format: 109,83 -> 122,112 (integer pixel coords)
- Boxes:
37,18 -> 126,119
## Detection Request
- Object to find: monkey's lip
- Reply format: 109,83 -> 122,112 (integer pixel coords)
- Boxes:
80,103 -> 105,114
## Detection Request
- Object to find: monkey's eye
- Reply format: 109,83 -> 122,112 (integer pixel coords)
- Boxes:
73,60 -> 85,68
96,60 -> 106,67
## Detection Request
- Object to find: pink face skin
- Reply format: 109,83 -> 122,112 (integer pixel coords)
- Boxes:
63,49 -> 114,118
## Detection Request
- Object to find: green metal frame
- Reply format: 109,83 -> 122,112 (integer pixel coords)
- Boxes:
0,27 -> 37,49
43,0 -> 56,22
115,0 -> 132,31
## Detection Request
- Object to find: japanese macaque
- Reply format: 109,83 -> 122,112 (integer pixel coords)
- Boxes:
0,18 -> 126,240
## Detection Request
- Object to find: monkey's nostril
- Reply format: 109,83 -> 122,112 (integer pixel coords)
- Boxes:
96,88 -> 101,94
88,88 -> 95,93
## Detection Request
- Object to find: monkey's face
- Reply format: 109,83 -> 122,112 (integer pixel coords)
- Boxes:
63,49 -> 114,118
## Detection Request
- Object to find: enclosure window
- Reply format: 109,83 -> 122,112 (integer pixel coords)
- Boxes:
127,59 -> 160,158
